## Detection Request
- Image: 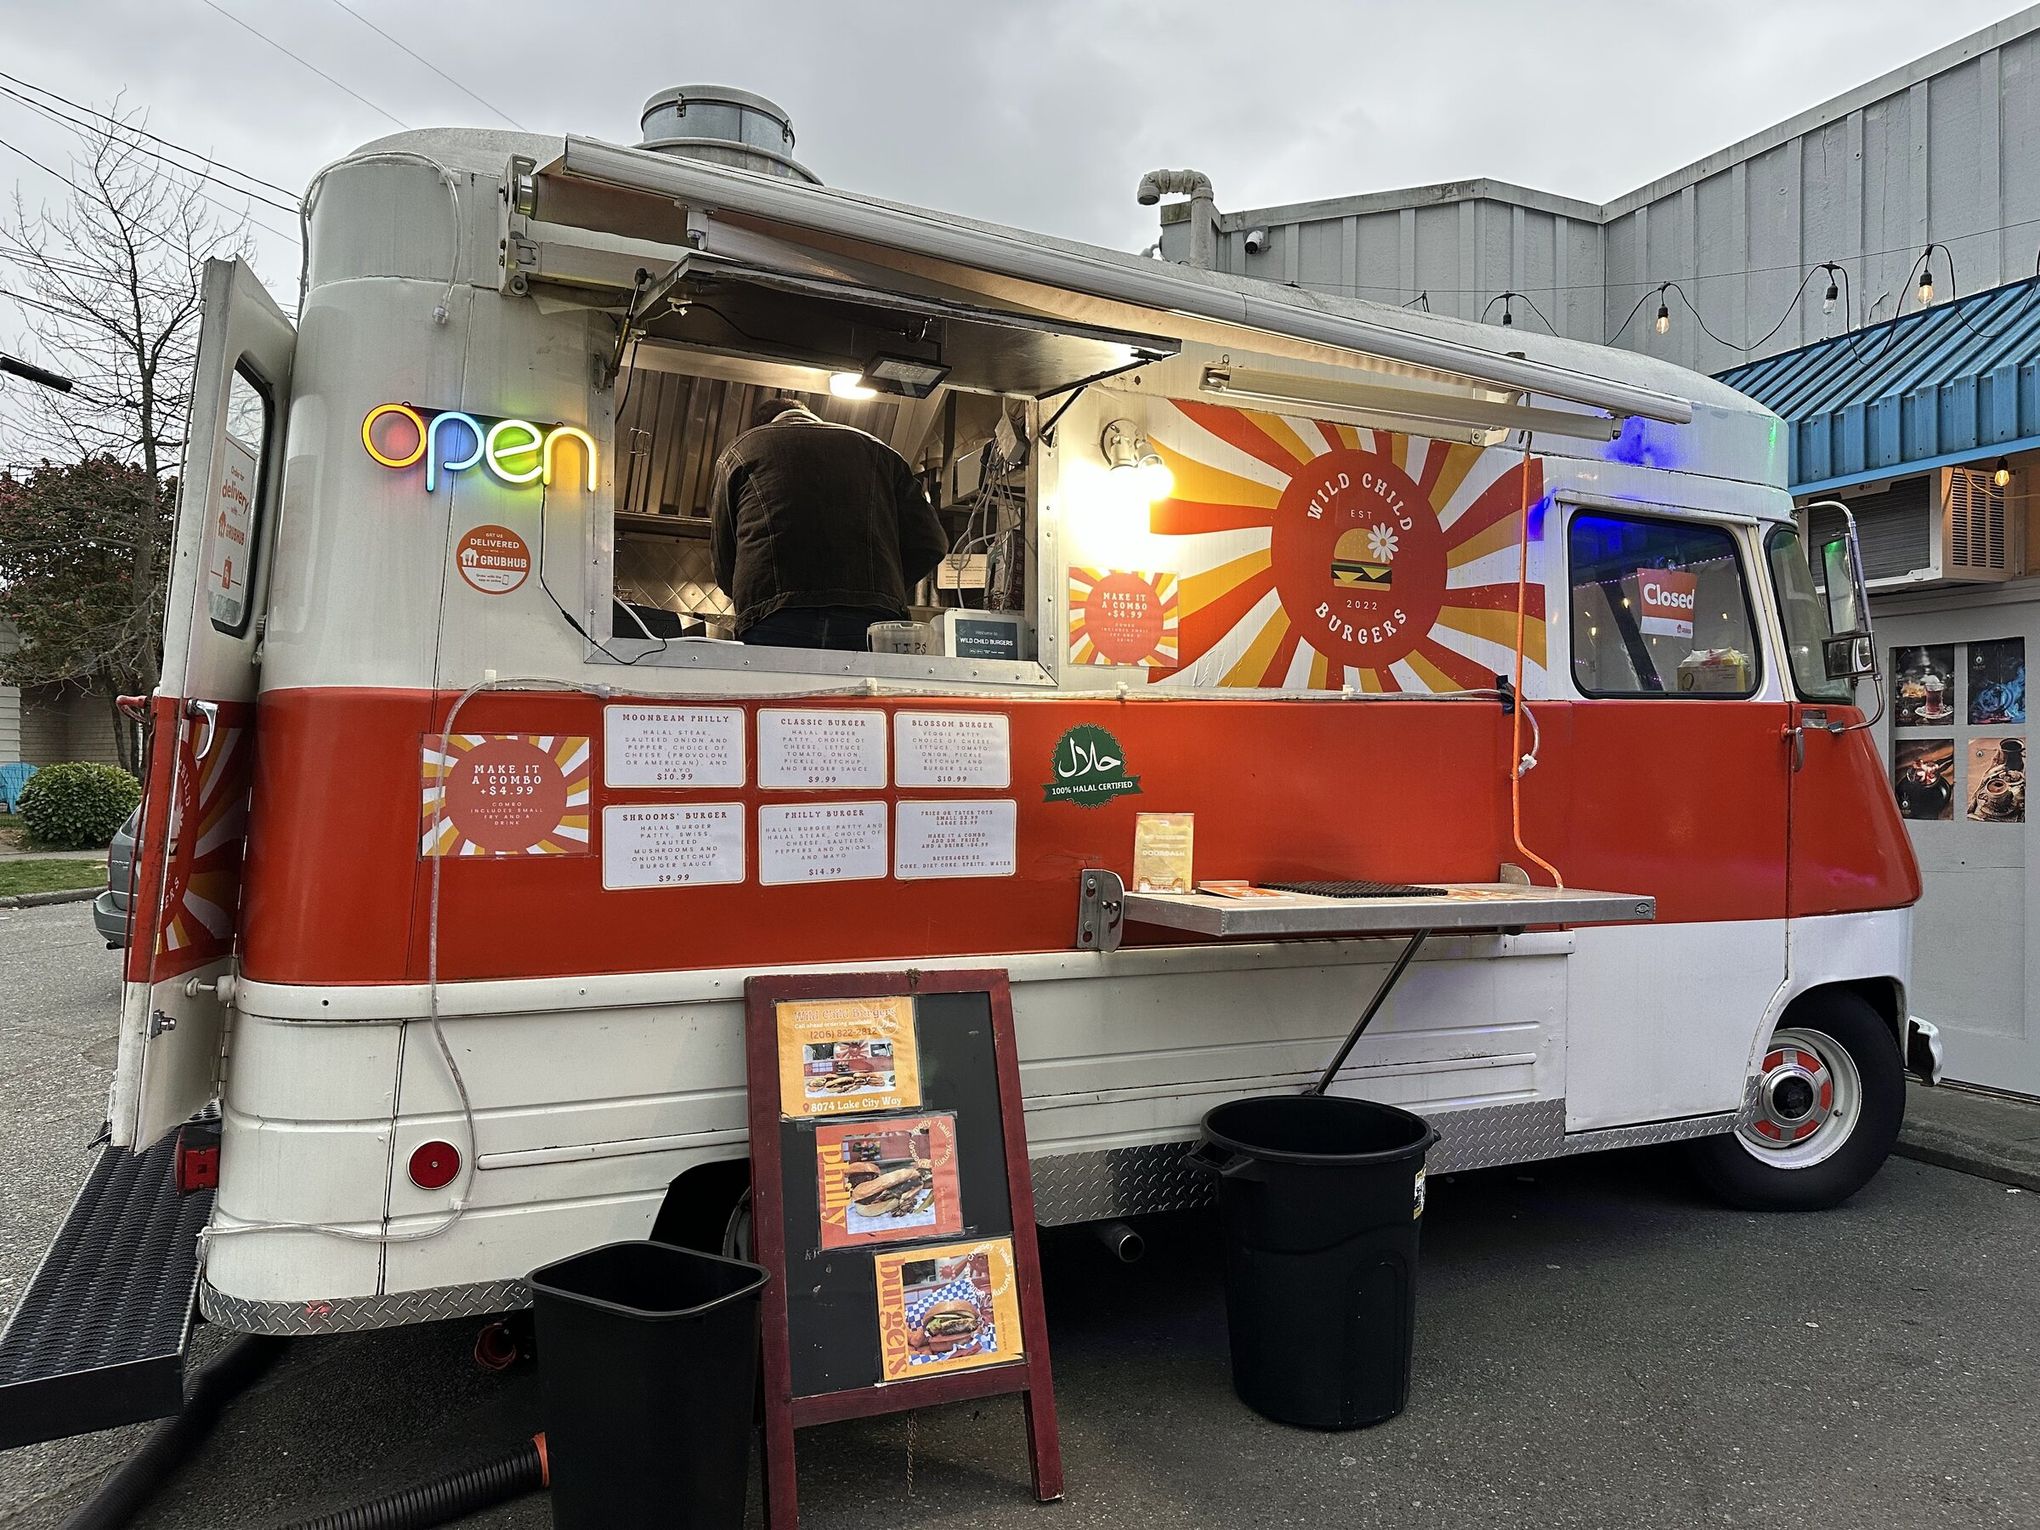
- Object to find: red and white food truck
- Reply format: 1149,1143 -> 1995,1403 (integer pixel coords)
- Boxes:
0,89 -> 1934,1431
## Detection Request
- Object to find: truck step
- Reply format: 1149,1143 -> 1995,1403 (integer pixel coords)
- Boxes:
0,1119 -> 215,1448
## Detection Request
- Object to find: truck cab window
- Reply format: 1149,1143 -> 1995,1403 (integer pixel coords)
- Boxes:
1765,525 -> 1855,704
1568,512 -> 1760,697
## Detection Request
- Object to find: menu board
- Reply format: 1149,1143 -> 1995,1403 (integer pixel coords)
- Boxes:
600,803 -> 743,888
603,705 -> 745,787
758,802 -> 888,886
757,708 -> 887,789
893,711 -> 1011,788
745,971 -> 1061,1529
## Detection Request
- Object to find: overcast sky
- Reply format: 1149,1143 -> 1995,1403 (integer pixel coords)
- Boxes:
0,0 -> 2029,421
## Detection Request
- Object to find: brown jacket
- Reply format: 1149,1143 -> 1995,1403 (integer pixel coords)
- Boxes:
710,407 -> 947,632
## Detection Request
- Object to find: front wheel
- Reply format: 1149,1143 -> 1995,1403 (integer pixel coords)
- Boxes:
1685,994 -> 1905,1211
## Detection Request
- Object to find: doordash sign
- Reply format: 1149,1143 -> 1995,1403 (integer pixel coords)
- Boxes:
1636,568 -> 1697,639
362,402 -> 596,492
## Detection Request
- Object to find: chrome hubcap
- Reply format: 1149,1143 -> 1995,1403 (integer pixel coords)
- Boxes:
1737,1026 -> 1861,1169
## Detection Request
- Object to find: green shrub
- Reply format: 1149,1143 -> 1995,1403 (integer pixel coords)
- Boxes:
18,762 -> 142,850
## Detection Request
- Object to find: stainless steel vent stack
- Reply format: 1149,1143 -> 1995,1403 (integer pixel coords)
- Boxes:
638,86 -> 820,183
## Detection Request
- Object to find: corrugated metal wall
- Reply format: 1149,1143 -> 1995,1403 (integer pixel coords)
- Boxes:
1163,9 -> 2040,375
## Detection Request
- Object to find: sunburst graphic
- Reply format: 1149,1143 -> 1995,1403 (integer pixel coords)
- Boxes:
421,733 -> 592,857
154,724 -> 249,964
1068,568 -> 1180,667
1138,399 -> 1547,693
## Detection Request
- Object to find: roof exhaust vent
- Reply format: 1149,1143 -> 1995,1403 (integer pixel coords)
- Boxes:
638,86 -> 819,184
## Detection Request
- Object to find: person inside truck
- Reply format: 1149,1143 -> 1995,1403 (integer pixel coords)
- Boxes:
710,396 -> 948,650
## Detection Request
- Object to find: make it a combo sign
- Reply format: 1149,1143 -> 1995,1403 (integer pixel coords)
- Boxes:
744,969 -> 1061,1529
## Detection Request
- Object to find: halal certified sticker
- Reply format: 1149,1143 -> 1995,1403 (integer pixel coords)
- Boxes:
1043,724 -> 1141,808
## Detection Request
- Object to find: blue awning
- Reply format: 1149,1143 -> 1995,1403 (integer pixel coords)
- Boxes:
1717,276 -> 2040,495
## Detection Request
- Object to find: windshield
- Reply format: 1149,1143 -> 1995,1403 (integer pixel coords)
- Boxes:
1766,526 -> 1855,704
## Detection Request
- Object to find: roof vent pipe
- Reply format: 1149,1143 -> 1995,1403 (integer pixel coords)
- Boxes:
638,85 -> 820,184
1137,169 -> 1217,269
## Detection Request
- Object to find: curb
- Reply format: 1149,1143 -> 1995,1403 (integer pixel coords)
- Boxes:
0,886 -> 102,909
1893,1136 -> 2040,1195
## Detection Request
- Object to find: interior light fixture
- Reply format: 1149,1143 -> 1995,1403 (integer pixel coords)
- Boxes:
1198,365 -> 1625,444
865,352 -> 950,399
1994,457 -> 2012,489
828,371 -> 878,400
1100,418 -> 1174,504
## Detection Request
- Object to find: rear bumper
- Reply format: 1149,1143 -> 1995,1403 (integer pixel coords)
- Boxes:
91,888 -> 128,947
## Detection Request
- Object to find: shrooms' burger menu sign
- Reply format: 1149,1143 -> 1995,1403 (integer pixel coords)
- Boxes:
745,970 -> 1061,1529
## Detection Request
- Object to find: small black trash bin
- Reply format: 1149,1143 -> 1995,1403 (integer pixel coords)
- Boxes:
1191,1094 -> 1438,1429
529,1240 -> 768,1530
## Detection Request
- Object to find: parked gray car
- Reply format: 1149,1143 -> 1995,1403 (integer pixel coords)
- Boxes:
92,807 -> 139,948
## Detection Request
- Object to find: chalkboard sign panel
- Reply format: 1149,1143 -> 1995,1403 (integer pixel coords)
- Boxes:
745,970 -> 1061,1530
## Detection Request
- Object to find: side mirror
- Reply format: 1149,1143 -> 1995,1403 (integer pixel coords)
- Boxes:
1807,502 -> 1877,679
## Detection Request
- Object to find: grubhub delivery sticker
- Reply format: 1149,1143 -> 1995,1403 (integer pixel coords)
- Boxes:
454,524 -> 531,595
420,733 -> 591,856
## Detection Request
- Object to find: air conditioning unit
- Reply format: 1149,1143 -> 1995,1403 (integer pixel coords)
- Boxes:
1804,468 -> 2016,590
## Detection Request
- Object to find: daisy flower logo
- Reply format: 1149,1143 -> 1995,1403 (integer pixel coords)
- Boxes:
1366,523 -> 1399,563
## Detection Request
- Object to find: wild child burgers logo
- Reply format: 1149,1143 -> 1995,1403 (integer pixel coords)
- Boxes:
1043,724 -> 1141,807
1140,401 -> 1545,692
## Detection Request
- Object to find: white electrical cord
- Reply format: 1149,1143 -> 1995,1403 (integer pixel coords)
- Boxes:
201,675 -> 608,1251
298,149 -> 463,323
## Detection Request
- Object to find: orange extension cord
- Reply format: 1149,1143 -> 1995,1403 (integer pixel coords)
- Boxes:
1510,441 -> 1564,888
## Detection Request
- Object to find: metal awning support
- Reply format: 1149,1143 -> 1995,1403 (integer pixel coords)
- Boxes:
546,136 -> 1696,427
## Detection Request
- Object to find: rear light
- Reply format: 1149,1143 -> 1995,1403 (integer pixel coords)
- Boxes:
408,1140 -> 461,1191
175,1121 -> 222,1193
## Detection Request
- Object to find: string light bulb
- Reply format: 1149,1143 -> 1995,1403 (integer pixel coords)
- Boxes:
1501,296 -> 1514,328
1654,298 -> 1671,336
1994,458 -> 2012,490
1917,252 -> 1935,306
1822,268 -> 1839,316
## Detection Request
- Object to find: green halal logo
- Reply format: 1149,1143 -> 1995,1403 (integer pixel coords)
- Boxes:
1044,724 -> 1141,807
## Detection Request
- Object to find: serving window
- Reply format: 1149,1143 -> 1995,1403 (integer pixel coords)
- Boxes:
565,257 -> 1177,685
1568,511 -> 1761,698
594,348 -> 1040,681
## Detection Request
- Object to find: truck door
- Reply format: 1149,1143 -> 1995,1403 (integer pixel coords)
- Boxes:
110,258 -> 293,1150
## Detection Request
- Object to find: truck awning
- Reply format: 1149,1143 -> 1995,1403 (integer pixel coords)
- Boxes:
539,136 -> 1696,428
1719,276 -> 2040,494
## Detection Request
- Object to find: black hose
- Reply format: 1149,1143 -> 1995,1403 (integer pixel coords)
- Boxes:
61,1334 -> 287,1530
277,1437 -> 547,1530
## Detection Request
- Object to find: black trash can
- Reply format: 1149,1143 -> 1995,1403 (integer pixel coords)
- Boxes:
529,1240 -> 768,1530
1191,1094 -> 1438,1429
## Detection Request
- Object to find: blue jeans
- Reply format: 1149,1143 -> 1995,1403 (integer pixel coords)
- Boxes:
740,606 -> 898,651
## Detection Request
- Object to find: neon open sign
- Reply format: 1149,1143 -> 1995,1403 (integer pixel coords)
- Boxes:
361,403 -> 596,492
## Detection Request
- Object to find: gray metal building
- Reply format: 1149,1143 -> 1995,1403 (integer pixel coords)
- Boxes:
1146,8 -> 2040,1097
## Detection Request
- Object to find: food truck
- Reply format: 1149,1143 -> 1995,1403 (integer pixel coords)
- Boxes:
0,88 -> 1935,1428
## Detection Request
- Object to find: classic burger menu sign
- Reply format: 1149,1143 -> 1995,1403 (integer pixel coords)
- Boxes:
745,969 -> 1062,1528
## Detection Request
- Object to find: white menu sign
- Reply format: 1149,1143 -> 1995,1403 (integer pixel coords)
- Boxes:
758,801 -> 888,885
603,705 -> 746,788
757,708 -> 887,789
893,711 -> 1011,789
894,800 -> 1017,880
601,803 -> 744,889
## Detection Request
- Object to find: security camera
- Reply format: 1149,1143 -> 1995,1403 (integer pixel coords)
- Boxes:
1243,228 -> 1269,256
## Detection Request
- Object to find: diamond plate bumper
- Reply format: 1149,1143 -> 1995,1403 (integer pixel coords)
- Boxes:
200,1277 -> 531,1335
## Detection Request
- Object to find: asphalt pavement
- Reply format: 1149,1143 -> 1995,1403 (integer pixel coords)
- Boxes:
2,900 -> 2037,1529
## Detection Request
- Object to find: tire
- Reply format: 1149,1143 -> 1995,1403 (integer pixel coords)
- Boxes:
1685,993 -> 1906,1211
